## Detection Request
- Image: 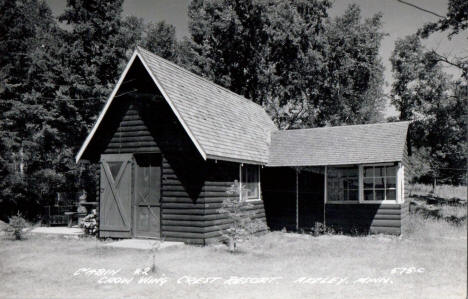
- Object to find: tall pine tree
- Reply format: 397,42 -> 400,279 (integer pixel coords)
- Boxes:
59,0 -> 134,130
0,0 -> 74,219
0,0 -> 145,220
141,21 -> 179,63
56,0 -> 145,205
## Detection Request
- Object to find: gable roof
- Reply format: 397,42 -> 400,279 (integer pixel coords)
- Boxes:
76,47 -> 277,164
76,47 -> 409,167
268,121 -> 409,167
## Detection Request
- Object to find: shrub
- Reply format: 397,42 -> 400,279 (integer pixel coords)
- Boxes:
309,222 -> 335,236
5,212 -> 28,240
218,181 -> 267,252
79,209 -> 98,235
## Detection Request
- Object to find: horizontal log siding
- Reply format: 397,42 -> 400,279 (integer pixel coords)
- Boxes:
132,76 -> 208,245
325,204 -> 402,235
104,104 -> 159,154
160,156 -> 206,245
90,62 -> 209,243
148,96 -> 207,244
203,161 -> 267,245
94,66 -> 209,243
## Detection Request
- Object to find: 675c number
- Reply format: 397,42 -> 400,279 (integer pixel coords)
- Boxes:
390,267 -> 425,275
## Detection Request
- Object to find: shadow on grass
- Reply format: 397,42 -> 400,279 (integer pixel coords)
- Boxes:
410,194 -> 467,206
410,196 -> 467,225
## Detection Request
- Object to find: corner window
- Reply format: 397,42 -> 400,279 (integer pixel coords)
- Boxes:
327,166 -> 359,202
240,165 -> 260,201
362,164 -> 397,202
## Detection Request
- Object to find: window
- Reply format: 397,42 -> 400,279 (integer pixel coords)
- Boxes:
363,164 -> 397,202
241,165 -> 260,201
325,163 -> 402,204
327,166 -> 359,202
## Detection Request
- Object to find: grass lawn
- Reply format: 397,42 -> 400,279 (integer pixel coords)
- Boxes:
409,183 -> 467,200
1,210 -> 466,299
2,184 -> 467,299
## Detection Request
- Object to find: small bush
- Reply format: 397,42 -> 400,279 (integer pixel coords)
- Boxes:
218,181 -> 267,252
5,212 -> 28,240
309,222 -> 335,236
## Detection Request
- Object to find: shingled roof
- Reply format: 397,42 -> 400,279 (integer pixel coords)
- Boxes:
76,47 -> 277,164
76,47 -> 409,167
268,122 -> 409,167
137,47 -> 277,164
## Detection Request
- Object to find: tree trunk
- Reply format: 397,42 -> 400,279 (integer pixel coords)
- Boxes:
228,238 -> 235,252
19,145 -> 24,176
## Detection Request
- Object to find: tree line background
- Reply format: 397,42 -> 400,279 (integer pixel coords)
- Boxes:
0,0 -> 466,221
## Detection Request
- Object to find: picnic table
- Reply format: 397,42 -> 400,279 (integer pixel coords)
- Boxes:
64,202 -> 98,227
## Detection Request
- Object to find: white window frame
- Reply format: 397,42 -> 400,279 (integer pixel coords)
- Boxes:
324,162 -> 404,204
399,163 -> 404,203
359,163 -> 400,204
239,164 -> 261,202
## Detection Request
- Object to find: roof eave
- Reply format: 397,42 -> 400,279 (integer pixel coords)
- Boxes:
206,154 -> 268,165
266,159 -> 403,168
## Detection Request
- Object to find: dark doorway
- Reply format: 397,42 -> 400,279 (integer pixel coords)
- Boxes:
262,167 -> 324,231
133,154 -> 161,238
298,167 -> 324,230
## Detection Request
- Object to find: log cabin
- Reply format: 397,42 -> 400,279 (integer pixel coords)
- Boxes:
76,47 -> 410,244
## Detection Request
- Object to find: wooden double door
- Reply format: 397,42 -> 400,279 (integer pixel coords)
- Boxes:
100,153 -> 161,239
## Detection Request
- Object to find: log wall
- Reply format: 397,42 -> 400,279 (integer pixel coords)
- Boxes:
103,104 -> 159,154
325,203 -> 402,235
93,63 -> 208,243
160,155 -> 206,245
203,161 -> 267,245
141,93 -> 207,245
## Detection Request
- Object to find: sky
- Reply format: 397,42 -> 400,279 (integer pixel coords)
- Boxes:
46,0 -> 467,117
